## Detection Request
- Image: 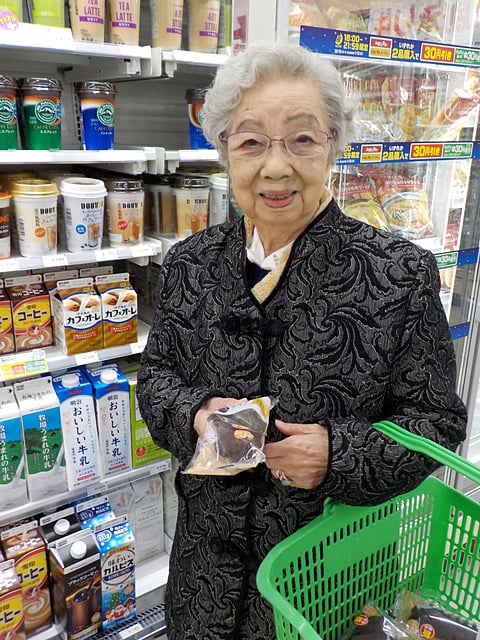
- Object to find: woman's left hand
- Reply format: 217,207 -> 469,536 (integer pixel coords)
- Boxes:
263,419 -> 329,490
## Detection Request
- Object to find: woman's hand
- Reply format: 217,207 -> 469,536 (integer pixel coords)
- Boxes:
263,419 -> 329,490
193,396 -> 247,437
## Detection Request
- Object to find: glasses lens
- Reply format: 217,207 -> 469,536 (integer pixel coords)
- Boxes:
227,132 -> 270,157
285,130 -> 331,156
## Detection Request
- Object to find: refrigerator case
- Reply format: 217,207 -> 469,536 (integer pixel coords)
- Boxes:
286,0 -> 480,493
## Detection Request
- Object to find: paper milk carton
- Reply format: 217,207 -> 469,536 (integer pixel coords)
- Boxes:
0,558 -> 26,640
1,520 -> 52,637
84,364 -> 132,477
39,507 -> 82,546
14,376 -> 68,501
75,495 -> 116,531
0,280 -> 15,355
94,515 -> 135,630
52,370 -> 102,490
0,386 -> 27,509
48,529 -> 102,640
125,370 -> 171,469
95,272 -> 138,349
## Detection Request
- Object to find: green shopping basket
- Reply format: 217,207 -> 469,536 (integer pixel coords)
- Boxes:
257,420 -> 480,640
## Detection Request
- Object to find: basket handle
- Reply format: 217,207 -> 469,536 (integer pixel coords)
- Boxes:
373,420 -> 480,485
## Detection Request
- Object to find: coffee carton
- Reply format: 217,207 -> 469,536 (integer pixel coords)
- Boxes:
1,520 -> 52,637
125,370 -> 171,469
39,507 -> 82,546
51,278 -> 102,356
95,272 -> 138,348
52,369 -> 102,490
0,558 -> 26,640
48,529 -> 101,640
5,274 -> 53,352
0,386 -> 27,509
14,376 -> 68,501
43,269 -> 79,294
94,515 -> 135,630
75,495 -> 116,531
84,364 -> 132,477
0,279 -> 15,354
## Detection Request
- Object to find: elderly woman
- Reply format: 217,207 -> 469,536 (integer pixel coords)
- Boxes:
137,42 -> 467,640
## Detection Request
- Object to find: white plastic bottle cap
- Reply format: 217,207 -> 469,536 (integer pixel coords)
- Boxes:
100,368 -> 118,384
70,540 -> 87,559
61,373 -> 80,388
53,518 -> 71,535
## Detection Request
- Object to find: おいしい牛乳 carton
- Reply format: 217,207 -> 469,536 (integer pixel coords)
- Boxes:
84,364 -> 132,477
51,277 -> 102,356
94,515 -> 135,630
48,529 -> 102,640
13,376 -> 68,501
52,369 -> 102,491
0,558 -> 26,640
0,386 -> 27,509
1,520 -> 52,637
95,272 -> 138,349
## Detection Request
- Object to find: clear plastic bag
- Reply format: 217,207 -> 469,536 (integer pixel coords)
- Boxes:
183,396 -> 276,476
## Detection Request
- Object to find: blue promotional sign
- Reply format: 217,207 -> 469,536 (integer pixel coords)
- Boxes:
336,142 -> 478,166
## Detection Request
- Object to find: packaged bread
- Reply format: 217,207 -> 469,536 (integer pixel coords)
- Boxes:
368,1 -> 416,38
333,173 -> 389,230
422,87 -> 480,141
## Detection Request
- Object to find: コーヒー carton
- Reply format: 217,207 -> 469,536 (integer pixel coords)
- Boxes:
14,376 -> 68,501
0,279 -> 15,354
48,529 -> 101,640
51,277 -> 102,355
1,520 -> 52,637
0,558 -> 26,640
5,274 -> 53,352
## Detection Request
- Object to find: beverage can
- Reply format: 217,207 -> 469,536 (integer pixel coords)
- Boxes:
76,82 -> 116,150
20,77 -> 62,151
10,179 -> 59,257
0,75 -> 18,151
185,88 -> 213,150
106,178 -> 144,246
173,173 -> 209,238
60,177 -> 107,252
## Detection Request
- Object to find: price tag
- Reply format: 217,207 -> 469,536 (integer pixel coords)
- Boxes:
43,253 -> 68,268
75,351 -> 99,366
130,341 -> 144,354
130,244 -> 149,257
119,623 -> 143,639
1,258 -> 20,272
95,249 -> 118,261
0,350 -> 48,381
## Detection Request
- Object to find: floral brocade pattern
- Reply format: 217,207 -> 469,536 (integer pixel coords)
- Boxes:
137,199 -> 467,640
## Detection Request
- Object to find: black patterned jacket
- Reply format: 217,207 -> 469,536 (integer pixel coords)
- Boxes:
136,198 -> 467,640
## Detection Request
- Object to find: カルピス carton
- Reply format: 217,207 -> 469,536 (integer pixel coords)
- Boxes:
84,364 -> 132,477
48,529 -> 102,640
94,515 -> 135,630
1,521 -> 52,637
0,386 -> 27,509
0,558 -> 26,640
52,369 -> 102,490
51,277 -> 102,355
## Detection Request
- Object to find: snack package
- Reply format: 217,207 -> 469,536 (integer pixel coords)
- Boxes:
394,591 -> 480,640
368,1 -> 416,38
342,603 -> 415,639
333,173 -> 390,230
184,397 -> 275,476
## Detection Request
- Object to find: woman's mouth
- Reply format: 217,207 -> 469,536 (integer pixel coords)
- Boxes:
261,190 -> 296,208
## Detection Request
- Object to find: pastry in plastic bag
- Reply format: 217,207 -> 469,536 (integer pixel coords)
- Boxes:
184,396 -> 275,476
342,603 -> 416,639
333,174 -> 390,231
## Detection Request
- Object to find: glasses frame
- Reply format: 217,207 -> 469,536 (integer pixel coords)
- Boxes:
219,129 -> 334,158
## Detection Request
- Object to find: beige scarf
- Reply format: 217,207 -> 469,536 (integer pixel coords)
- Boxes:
247,188 -> 332,303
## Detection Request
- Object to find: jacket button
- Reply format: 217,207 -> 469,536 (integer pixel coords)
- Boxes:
210,537 -> 225,554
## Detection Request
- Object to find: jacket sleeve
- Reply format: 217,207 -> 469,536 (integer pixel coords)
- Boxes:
136,243 -> 220,468
320,250 -> 468,505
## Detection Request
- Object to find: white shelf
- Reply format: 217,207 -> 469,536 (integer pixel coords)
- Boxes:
136,553 -> 169,596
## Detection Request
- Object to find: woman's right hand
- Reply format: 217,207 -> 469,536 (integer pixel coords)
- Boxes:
193,396 -> 247,437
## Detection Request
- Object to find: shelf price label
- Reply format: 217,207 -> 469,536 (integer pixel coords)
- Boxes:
337,141 -> 476,166
0,349 -> 48,381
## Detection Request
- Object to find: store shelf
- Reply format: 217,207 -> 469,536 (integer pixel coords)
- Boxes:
165,148 -> 220,172
0,456 -> 171,527
0,238 -> 162,273
148,48 -> 228,78
0,319 -> 152,382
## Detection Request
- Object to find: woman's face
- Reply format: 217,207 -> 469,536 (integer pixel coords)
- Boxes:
226,76 -> 333,235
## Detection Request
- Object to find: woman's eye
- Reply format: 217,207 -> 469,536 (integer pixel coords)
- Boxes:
243,137 -> 262,148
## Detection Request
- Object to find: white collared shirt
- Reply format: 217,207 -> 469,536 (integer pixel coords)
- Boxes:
246,228 -> 293,270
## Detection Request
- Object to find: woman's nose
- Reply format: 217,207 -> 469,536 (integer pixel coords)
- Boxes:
260,140 -> 294,178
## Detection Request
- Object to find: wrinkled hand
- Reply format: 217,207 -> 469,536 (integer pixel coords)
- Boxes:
193,396 -> 247,437
264,420 -> 329,490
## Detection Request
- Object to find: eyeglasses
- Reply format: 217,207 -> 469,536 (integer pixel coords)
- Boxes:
220,129 -> 333,159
